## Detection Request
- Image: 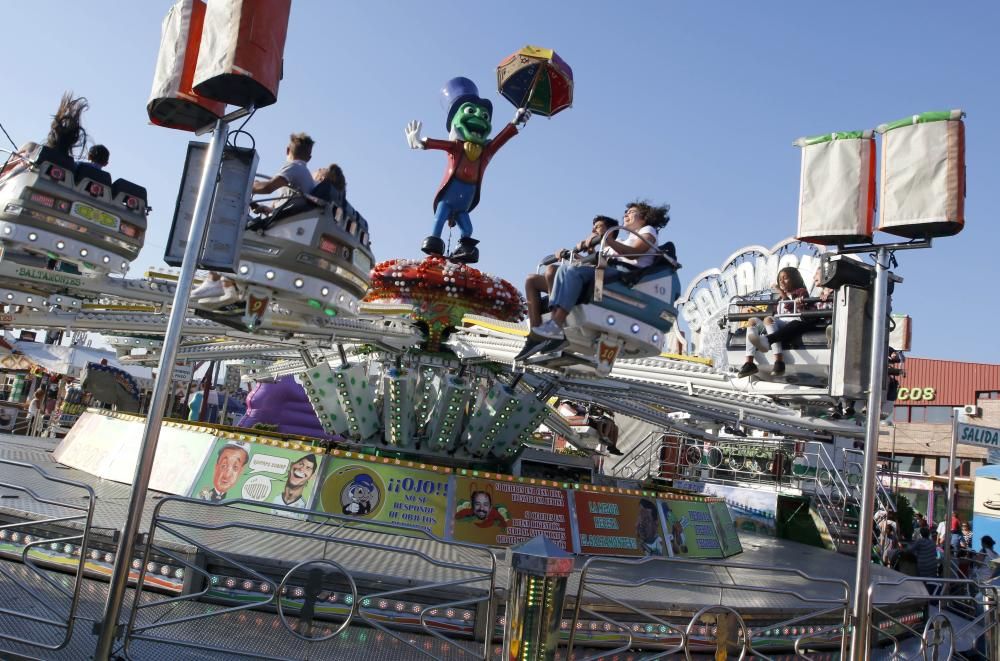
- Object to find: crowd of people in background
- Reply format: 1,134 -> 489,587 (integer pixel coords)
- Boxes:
877,507 -> 999,595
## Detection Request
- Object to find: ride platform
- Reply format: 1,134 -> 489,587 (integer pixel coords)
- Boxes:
0,432 -> 936,659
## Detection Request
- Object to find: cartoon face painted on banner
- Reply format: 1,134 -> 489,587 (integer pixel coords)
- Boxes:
342,473 -> 379,516
319,464 -> 386,519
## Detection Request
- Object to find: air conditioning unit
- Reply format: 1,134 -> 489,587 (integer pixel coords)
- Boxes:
963,405 -> 981,417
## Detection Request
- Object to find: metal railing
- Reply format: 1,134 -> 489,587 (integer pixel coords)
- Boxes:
868,577 -> 1000,660
567,555 -> 852,659
607,430 -> 661,481
803,441 -> 863,549
844,448 -> 899,515
0,458 -> 96,651
122,496 -> 500,660
647,434 -> 897,552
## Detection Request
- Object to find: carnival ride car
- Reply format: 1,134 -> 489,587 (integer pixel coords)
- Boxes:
0,144 -> 147,277
524,229 -> 682,376
723,294 -> 834,386
191,187 -> 374,322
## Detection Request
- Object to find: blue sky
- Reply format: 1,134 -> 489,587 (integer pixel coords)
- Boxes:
3,2 -> 998,363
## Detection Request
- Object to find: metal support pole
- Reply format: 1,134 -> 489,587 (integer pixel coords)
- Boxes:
848,246 -> 891,660
94,118 -> 229,660
299,348 -> 317,369
198,361 -> 214,422
942,408 -> 960,579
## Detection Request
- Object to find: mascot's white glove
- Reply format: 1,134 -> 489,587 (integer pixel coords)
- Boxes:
405,120 -> 425,149
514,107 -> 531,127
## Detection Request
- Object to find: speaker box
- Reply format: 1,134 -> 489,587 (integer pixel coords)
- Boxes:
818,253 -> 873,289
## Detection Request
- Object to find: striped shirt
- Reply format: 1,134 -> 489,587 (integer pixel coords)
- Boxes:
911,537 -> 938,578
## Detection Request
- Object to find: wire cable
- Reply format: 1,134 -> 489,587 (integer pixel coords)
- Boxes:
0,120 -> 18,151
227,108 -> 257,151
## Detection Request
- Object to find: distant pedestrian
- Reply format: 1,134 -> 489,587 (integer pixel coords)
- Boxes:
911,526 -> 939,592
27,389 -> 45,435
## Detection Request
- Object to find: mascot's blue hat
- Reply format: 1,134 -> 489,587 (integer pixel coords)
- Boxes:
352,474 -> 376,491
442,77 -> 493,132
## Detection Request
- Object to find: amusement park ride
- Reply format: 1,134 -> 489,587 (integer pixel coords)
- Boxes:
0,1 -> 976,659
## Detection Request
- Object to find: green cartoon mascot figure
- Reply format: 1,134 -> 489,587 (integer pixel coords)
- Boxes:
405,77 -> 529,264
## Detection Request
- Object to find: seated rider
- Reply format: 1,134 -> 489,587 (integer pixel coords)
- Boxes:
47,93 -> 89,158
531,201 -> 670,341
310,163 -> 346,202
525,215 -> 618,329
737,266 -> 822,378
252,132 -> 315,210
79,144 -> 109,170
1,93 -> 88,180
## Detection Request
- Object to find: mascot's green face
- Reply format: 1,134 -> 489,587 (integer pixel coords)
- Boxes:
451,102 -> 492,144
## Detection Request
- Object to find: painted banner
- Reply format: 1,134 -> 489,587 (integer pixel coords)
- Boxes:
574,491 -> 667,557
659,499 -> 724,558
53,412 -> 127,477
699,482 -> 778,537
316,457 -> 450,538
452,477 -> 572,550
708,500 -> 743,557
188,438 -> 323,520
148,425 -> 217,494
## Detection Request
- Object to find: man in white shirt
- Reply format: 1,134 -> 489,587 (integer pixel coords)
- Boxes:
270,454 -> 318,520
252,132 -> 315,203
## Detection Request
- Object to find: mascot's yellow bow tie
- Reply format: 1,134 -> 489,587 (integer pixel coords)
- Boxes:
463,142 -> 483,161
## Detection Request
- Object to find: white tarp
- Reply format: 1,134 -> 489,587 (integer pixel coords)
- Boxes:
796,132 -> 875,245
878,110 -> 965,238
10,342 -> 153,388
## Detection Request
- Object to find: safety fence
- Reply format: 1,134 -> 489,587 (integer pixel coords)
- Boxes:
0,458 -> 96,652
567,554 -> 853,659
121,496 -> 500,660
2,458 -> 999,659
869,576 -> 1000,660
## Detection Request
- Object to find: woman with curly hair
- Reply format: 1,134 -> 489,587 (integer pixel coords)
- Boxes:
532,200 -> 670,341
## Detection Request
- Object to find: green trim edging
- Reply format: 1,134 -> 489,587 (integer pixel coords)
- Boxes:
879,110 -> 961,132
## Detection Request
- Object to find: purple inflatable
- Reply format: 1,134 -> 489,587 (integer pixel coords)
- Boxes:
237,375 -> 338,440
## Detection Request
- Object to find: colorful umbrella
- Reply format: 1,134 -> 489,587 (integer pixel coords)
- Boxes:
496,45 -> 573,117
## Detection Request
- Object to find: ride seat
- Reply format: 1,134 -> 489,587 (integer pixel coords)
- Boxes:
33,146 -> 76,172
309,180 -> 345,206
74,162 -> 113,200
580,242 -> 682,332
248,194 -> 320,232
111,178 -> 148,210
726,324 -> 831,352
31,146 -> 76,185
75,162 -> 112,187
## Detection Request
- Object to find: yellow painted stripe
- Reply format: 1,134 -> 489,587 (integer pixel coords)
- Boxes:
82,303 -> 158,312
461,317 -> 529,338
359,303 -> 413,316
659,352 -> 714,366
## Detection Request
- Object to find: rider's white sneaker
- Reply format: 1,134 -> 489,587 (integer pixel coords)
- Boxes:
191,278 -> 224,299
531,320 -> 565,340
